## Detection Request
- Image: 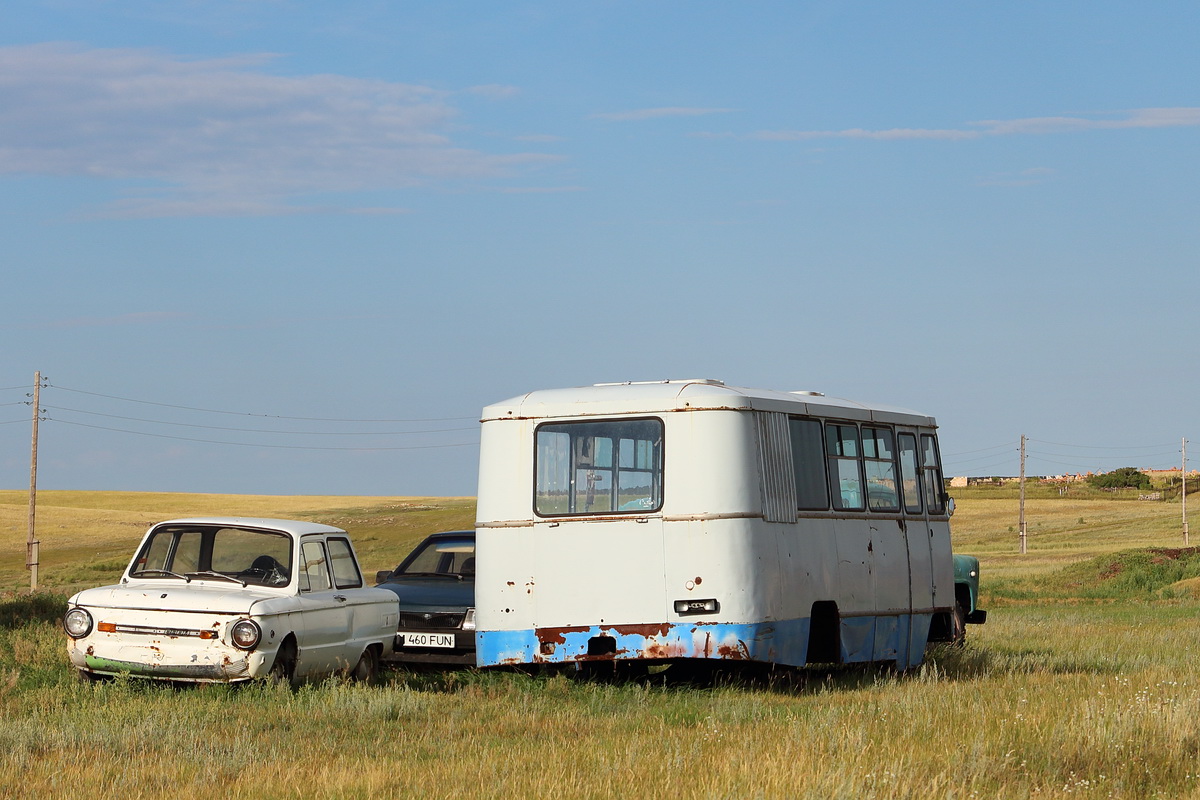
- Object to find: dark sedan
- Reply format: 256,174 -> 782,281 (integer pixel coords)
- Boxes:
375,531 -> 475,666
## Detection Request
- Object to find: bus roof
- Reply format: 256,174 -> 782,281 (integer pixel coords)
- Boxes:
481,379 -> 937,427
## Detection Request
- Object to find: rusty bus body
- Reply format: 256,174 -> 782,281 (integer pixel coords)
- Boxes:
474,380 -> 967,671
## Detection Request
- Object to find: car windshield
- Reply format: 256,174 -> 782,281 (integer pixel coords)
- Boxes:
130,525 -> 293,587
399,538 -> 475,578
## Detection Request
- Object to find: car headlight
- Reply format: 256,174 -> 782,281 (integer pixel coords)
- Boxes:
462,608 -> 476,631
230,619 -> 261,650
63,608 -> 93,639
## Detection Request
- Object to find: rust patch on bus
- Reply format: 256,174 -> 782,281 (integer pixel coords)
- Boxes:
534,626 -> 589,646
716,640 -> 750,660
603,622 -> 672,638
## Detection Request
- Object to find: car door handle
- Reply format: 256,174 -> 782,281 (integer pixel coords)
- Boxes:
334,594 -> 348,602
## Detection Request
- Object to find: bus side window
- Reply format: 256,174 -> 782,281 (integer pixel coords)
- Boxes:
790,417 -> 829,510
863,427 -> 899,512
826,423 -> 864,511
921,434 -> 946,514
898,433 -> 922,513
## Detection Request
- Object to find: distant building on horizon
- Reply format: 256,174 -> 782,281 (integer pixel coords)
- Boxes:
949,468 -> 1198,488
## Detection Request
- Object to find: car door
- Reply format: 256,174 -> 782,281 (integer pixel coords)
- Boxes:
293,537 -> 353,677
326,536 -> 380,663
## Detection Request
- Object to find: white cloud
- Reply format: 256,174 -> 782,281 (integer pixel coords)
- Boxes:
751,127 -> 978,141
0,43 -> 558,217
746,108 -> 1200,142
591,107 -> 735,122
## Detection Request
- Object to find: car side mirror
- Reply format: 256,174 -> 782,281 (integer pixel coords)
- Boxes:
375,570 -> 392,584
945,496 -> 955,517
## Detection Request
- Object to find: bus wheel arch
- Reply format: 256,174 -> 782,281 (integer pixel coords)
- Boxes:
806,601 -> 841,664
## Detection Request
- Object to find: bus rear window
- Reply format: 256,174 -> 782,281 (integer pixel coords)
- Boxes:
535,418 -> 663,516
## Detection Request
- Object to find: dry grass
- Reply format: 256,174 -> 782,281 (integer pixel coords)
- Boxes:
3,491 -> 1200,798
0,490 -> 476,593
2,605 -> 1199,799
950,490 -> 1196,586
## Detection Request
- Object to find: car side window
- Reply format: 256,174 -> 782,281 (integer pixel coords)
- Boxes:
300,540 -> 331,592
328,537 -> 363,589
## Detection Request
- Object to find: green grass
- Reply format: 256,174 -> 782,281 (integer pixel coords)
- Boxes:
5,491 -> 1200,798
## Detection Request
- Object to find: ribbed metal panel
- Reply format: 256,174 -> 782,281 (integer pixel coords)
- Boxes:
756,412 -> 797,523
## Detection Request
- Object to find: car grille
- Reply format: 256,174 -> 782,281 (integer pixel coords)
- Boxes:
398,612 -> 464,630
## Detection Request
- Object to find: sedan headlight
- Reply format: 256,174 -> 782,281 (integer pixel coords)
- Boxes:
461,608 -> 476,631
230,619 -> 261,650
63,608 -> 93,639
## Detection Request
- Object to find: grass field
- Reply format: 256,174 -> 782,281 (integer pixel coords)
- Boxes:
2,488 -> 1199,798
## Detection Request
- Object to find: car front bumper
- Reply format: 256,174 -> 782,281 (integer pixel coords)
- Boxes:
68,640 -> 271,682
381,629 -> 475,667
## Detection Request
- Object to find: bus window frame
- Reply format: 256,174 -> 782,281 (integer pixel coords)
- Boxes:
825,422 -> 866,512
789,416 -> 830,511
921,433 -> 947,515
862,426 -> 901,513
533,416 -> 665,518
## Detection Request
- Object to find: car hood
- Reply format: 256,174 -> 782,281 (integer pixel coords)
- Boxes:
376,577 -> 474,610
69,581 -> 281,615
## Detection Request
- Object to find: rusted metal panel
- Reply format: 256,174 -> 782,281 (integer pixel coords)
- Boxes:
477,618 -> 811,668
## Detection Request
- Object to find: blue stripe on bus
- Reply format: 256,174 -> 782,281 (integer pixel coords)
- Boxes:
476,613 -> 935,669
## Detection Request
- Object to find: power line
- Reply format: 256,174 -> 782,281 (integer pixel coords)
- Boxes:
43,404 -> 477,436
1030,448 -> 1180,462
942,441 -> 1017,457
49,418 -> 480,451
945,452 -> 1014,465
1027,438 -> 1177,451
47,382 -> 478,423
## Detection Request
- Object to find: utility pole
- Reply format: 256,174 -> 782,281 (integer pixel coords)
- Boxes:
27,371 -> 43,591
1019,434 -> 1027,555
1184,437 -> 1190,546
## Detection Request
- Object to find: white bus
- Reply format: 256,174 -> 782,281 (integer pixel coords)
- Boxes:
474,380 -> 982,672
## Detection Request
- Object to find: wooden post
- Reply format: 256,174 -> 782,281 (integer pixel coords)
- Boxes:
1019,434 -> 1027,555
1184,438 -> 1190,546
27,372 -> 41,591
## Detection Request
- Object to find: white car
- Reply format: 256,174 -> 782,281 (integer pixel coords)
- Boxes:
64,518 -> 400,684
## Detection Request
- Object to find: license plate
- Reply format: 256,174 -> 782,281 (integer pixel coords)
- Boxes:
400,632 -> 455,648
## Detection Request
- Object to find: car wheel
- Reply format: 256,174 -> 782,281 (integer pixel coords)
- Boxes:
350,647 -> 379,684
950,602 -> 967,647
269,640 -> 297,685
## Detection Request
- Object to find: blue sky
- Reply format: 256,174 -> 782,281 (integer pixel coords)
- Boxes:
2,1 -> 1197,496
